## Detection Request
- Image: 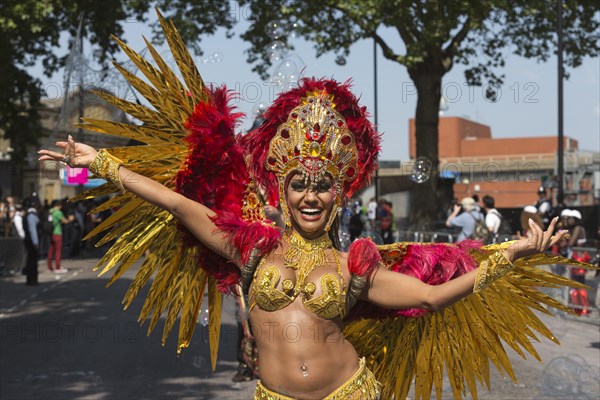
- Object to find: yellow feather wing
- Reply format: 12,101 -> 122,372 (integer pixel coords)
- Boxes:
71,9 -> 224,370
344,245 -> 594,400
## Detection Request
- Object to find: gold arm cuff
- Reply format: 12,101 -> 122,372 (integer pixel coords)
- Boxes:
474,250 -> 514,293
89,149 -> 125,192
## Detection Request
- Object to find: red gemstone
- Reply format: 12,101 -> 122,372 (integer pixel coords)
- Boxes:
281,128 -> 290,138
337,162 -> 343,169
337,120 -> 343,127
282,155 -> 288,163
267,157 -> 277,166
341,135 -> 351,145
346,167 -> 356,177
291,113 -> 298,119
313,123 -> 320,132
326,150 -> 332,159
302,109 -> 307,113
294,146 -> 300,156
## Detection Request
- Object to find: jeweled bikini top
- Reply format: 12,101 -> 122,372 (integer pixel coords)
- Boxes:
248,231 -> 347,320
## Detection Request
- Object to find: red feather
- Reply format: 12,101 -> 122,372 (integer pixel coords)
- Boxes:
347,238 -> 381,278
174,86 -> 281,292
346,240 -> 482,320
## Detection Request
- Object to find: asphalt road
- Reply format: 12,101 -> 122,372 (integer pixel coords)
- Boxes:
1,258 -> 599,400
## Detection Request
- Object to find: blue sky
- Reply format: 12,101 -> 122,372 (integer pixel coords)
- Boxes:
34,11 -> 599,160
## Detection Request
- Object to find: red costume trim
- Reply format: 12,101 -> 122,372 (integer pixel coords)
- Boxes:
175,86 -> 280,292
347,239 -> 482,320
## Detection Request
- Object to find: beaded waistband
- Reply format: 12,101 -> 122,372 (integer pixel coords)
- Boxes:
253,357 -> 381,399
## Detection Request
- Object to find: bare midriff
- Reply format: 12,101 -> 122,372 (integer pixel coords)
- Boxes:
250,302 -> 360,399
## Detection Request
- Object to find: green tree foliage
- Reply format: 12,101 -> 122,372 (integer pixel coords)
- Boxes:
3,1 -> 598,225
221,0 -> 598,227
1,0 -> 239,166
1,0 -> 150,165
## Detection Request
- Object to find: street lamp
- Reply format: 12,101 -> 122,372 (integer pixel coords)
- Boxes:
373,38 -> 380,202
557,0 -> 564,205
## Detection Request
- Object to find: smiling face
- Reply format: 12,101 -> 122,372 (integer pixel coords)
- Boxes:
285,173 -> 335,239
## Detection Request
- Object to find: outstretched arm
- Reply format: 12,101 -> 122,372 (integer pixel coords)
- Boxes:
361,217 -> 566,310
39,136 -> 239,264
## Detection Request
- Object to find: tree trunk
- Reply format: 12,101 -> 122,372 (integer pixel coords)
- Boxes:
408,69 -> 444,230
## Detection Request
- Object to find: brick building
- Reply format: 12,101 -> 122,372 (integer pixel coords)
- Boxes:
408,117 -> 599,208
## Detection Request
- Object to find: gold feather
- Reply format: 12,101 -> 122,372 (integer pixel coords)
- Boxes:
344,244 -> 596,400
69,9 -> 226,366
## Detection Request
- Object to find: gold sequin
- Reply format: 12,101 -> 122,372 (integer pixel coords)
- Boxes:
88,149 -> 124,191
253,357 -> 381,399
249,231 -> 347,319
474,250 -> 514,293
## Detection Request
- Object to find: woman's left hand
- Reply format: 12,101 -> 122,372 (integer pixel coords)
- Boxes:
504,216 -> 567,262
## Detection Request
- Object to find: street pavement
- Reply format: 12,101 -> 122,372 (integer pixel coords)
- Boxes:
1,257 -> 599,400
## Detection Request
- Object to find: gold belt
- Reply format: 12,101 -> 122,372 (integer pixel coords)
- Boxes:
254,357 -> 381,399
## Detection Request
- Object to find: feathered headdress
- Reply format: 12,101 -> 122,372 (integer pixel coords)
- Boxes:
243,78 -> 381,229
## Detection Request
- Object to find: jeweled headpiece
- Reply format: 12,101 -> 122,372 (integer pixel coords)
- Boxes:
244,78 -> 381,230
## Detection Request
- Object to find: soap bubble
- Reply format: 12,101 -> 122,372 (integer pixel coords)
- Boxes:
209,52 -> 223,63
266,41 -> 288,63
252,102 -> 267,116
540,355 -> 600,399
272,59 -> 299,86
410,157 -> 432,183
265,20 -> 287,39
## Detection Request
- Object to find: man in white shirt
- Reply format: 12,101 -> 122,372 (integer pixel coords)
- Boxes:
482,195 -> 501,236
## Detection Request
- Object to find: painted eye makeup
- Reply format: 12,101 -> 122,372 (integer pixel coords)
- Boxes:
289,178 -> 331,193
290,181 -> 307,191
315,181 -> 332,193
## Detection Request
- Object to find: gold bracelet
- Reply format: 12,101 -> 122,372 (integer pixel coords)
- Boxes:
89,149 -> 125,191
473,250 -> 514,293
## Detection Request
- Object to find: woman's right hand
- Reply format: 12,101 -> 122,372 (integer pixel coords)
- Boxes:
38,135 -> 98,168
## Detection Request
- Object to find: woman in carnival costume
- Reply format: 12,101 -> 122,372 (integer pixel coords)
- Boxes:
39,11 -> 592,400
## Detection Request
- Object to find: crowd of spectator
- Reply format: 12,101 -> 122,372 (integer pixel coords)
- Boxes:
0,194 -> 114,282
341,198 -> 396,247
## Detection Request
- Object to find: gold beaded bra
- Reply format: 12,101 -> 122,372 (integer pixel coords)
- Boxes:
248,231 -> 347,320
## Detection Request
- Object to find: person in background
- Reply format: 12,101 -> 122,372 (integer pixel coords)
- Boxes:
472,194 -> 482,213
47,200 -> 74,273
13,203 -> 25,239
535,187 -> 552,228
560,209 -> 590,315
445,198 -> 458,218
565,210 -> 587,249
349,201 -> 364,242
367,197 -> 377,233
520,205 -> 543,238
446,197 -> 484,242
380,201 -> 394,244
23,201 -> 40,286
482,195 -> 500,240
